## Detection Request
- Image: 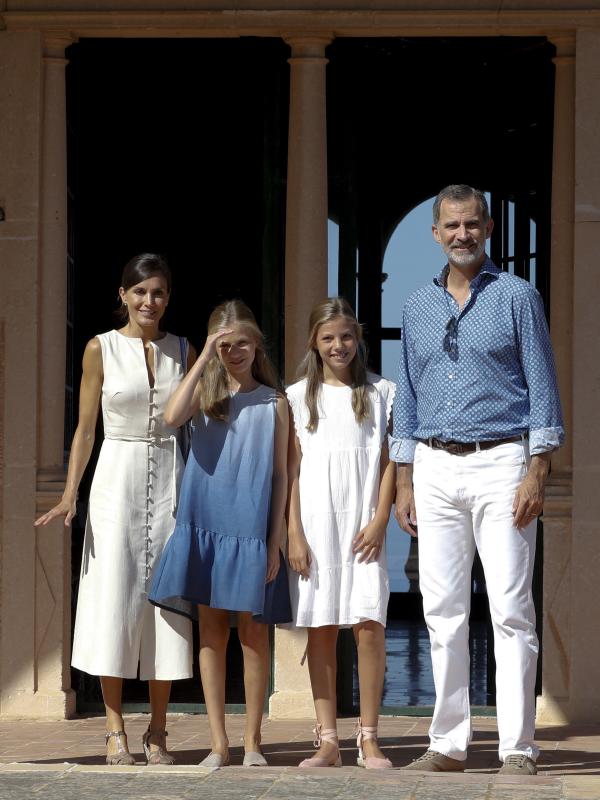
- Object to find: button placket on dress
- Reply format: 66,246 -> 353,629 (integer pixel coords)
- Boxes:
144,345 -> 159,591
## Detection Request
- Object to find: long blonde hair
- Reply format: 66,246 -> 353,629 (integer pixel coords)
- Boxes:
200,300 -> 281,421
297,297 -> 371,432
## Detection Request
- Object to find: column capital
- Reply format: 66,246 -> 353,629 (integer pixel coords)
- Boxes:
548,32 -> 575,64
283,33 -> 333,60
43,31 -> 77,63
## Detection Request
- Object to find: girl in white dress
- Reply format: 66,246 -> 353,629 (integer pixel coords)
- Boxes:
35,254 -> 193,766
286,297 -> 396,769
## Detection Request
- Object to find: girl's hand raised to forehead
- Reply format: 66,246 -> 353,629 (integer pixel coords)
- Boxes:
199,328 -> 234,362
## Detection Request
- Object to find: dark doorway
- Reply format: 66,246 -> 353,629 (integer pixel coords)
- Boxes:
65,37 -> 289,711
326,37 -> 555,712
65,34 -> 555,714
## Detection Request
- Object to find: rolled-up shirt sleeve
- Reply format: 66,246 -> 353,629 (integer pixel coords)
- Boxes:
389,307 -> 419,463
516,287 -> 565,454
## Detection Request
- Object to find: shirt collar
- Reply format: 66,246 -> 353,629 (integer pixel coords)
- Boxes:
434,256 -> 500,289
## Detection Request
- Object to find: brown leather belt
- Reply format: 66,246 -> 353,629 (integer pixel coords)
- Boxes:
417,434 -> 527,456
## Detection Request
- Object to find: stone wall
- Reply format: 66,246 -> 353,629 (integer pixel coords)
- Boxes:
0,2 -> 598,722
0,31 -> 74,718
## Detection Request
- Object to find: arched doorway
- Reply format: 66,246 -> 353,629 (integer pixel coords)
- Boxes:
326,36 -> 554,712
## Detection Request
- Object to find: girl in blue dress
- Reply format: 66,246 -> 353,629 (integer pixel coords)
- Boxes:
150,300 -> 291,768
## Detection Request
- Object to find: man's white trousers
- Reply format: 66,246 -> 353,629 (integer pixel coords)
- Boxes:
413,440 -> 539,762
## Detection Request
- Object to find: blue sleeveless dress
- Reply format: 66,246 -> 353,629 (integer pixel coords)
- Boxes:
149,383 -> 291,624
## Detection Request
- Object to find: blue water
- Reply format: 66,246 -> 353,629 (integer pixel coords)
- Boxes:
356,619 -> 490,709
386,514 -> 411,593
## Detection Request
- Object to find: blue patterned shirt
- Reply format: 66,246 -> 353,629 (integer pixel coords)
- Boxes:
389,258 -> 564,463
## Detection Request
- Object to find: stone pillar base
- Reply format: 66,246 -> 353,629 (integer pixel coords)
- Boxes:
270,627 -> 314,719
536,694 -> 571,726
0,688 -> 76,719
538,694 -> 600,726
269,689 -> 316,719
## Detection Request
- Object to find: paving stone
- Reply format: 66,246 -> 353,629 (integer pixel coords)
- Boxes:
70,764 -> 214,775
0,770 -> 595,800
1,715 -> 600,799
252,772 -> 348,799
0,765 -> 73,773
490,788 -> 564,800
336,776 -> 418,799
562,777 -> 600,799
0,773 -> 71,798
414,779 -> 490,799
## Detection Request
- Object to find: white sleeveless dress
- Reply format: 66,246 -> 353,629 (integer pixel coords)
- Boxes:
71,330 -> 193,680
286,374 -> 395,628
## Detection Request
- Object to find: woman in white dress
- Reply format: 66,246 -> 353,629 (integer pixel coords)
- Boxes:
35,254 -> 193,765
286,297 -> 396,769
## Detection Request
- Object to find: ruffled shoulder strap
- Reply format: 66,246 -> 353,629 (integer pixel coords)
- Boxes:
285,379 -> 308,441
368,373 -> 396,431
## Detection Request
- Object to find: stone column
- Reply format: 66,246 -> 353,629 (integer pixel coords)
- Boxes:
537,33 -> 575,725
283,34 -> 331,382
548,35 -> 574,476
567,26 -> 600,722
38,34 -> 71,474
270,34 -> 332,719
0,30 -> 75,718
35,31 -> 76,718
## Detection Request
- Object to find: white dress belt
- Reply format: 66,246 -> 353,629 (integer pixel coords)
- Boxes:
104,433 -> 179,513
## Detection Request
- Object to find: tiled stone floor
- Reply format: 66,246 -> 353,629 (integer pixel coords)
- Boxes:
0,714 -> 599,799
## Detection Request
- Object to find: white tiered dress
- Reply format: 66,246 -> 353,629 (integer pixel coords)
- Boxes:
71,330 -> 193,680
286,374 -> 395,628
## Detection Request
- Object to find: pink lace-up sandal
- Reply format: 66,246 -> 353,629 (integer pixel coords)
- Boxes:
298,723 -> 342,767
355,719 -> 392,769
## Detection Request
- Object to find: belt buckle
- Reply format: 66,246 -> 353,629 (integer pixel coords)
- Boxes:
446,441 -> 464,456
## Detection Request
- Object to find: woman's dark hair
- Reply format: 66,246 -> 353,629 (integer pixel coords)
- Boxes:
115,253 -> 172,324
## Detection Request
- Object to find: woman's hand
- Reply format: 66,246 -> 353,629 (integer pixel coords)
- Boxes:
352,519 -> 386,563
35,496 -> 77,528
288,530 -> 311,578
266,541 -> 281,584
34,337 -> 102,531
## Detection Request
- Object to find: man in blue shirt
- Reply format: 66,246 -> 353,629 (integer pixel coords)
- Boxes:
390,184 -> 563,776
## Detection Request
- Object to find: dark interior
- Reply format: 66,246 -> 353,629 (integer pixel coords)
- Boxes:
66,35 -> 554,711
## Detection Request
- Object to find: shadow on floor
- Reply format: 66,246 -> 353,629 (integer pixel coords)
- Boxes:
21,733 -> 600,775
